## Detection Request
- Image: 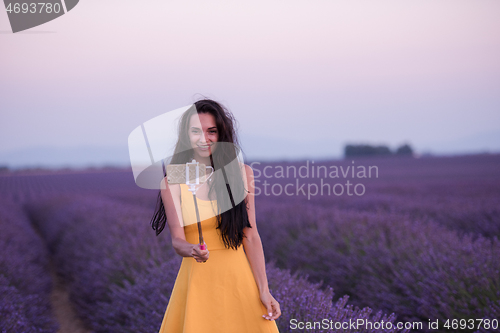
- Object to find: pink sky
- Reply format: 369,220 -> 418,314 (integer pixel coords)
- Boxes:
1,0 -> 499,164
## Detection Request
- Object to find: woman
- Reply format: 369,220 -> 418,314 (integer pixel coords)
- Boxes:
151,98 -> 281,332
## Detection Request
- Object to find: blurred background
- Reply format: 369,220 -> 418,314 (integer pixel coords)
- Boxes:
1,0 -> 499,170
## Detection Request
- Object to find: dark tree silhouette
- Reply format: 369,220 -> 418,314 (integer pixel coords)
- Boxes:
344,144 -> 392,157
344,143 -> 414,158
396,144 -> 414,156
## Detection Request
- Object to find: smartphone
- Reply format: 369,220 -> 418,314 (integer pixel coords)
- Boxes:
166,163 -> 212,184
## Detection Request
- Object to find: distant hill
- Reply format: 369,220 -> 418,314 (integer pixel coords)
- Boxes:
1,128 -> 499,169
0,145 -> 131,169
420,128 -> 500,155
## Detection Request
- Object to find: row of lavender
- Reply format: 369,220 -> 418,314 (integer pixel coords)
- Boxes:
251,155 -> 500,332
2,155 -> 498,240
2,154 -> 499,332
0,169 -> 142,206
24,193 -> 410,333
0,195 -> 59,332
3,155 -> 499,242
250,154 -> 500,239
256,200 -> 500,332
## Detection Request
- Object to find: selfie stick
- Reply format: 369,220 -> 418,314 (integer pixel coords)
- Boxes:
161,158 -> 213,262
186,159 -> 214,252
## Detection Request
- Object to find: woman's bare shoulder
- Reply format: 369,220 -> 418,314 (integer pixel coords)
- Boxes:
241,163 -> 254,177
160,180 -> 181,197
237,163 -> 254,191
237,162 -> 253,172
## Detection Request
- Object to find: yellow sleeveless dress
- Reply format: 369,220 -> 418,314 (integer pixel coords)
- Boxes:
158,184 -> 280,333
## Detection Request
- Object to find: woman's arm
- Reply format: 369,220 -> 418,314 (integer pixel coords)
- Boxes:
160,179 -> 209,262
241,164 -> 281,321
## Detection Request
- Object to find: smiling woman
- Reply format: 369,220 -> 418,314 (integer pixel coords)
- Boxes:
150,98 -> 281,333
188,112 -> 218,195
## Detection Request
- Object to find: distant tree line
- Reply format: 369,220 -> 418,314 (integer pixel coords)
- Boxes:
344,143 -> 414,157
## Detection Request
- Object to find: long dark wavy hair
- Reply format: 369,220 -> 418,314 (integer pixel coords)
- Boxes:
150,98 -> 251,250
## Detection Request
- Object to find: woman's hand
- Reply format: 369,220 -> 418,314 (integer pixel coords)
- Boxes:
191,242 -> 209,263
260,290 -> 281,321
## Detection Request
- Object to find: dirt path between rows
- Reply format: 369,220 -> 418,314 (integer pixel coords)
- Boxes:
48,258 -> 92,333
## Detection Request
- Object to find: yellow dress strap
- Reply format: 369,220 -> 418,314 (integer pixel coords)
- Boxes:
179,184 -> 218,227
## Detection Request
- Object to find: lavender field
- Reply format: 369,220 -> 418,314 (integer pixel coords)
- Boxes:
1,153 -> 499,333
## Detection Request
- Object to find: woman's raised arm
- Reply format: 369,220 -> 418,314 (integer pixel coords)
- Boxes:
160,179 -> 209,263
